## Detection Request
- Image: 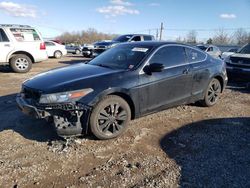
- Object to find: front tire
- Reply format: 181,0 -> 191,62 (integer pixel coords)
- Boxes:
10,54 -> 32,73
90,95 -> 131,140
75,49 -> 80,55
201,78 -> 221,107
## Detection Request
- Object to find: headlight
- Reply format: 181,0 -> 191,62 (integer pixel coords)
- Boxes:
39,88 -> 93,104
108,44 -> 117,49
224,56 -> 231,63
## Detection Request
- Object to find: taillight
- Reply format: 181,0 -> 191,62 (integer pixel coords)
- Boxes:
40,42 -> 46,50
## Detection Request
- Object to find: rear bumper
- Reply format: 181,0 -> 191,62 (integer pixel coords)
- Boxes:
34,51 -> 48,62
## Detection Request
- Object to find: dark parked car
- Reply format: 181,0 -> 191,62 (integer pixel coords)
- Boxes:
65,44 -> 82,55
92,34 -> 155,57
225,43 -> 250,81
16,42 -> 227,140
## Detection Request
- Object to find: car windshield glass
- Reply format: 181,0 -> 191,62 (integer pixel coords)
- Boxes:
89,45 -> 153,70
228,48 -> 237,52
113,35 -> 133,42
238,44 -> 250,54
197,46 -> 207,51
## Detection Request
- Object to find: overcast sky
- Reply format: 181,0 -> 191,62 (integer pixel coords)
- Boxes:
0,0 -> 250,41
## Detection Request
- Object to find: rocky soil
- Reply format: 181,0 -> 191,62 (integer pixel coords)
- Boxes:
0,56 -> 249,188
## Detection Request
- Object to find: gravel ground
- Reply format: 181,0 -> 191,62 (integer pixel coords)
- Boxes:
0,55 -> 249,188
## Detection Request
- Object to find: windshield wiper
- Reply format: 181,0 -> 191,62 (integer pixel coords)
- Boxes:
95,64 -> 113,69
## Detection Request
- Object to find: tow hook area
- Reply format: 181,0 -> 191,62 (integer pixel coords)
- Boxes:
53,108 -> 91,137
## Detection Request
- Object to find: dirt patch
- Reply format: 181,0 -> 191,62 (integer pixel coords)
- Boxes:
0,55 -> 249,187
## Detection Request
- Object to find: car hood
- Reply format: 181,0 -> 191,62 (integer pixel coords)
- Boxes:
230,53 -> 250,58
94,41 -> 120,46
23,63 -> 123,93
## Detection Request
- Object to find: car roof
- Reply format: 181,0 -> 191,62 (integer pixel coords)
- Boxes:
121,34 -> 155,37
119,41 -> 188,48
0,24 -> 33,29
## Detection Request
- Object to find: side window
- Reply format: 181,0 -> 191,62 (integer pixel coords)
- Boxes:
207,47 -> 213,52
131,36 -> 141,41
143,36 -> 153,41
149,46 -> 187,67
185,47 -> 206,63
0,29 -> 9,42
10,28 -> 41,42
45,42 -> 55,46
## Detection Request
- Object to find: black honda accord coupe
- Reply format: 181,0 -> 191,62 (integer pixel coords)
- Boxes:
17,42 -> 228,139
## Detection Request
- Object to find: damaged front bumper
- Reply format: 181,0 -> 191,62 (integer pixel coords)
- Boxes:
16,94 -> 92,137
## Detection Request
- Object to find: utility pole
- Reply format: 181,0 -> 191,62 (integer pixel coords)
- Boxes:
159,22 -> 164,41
156,29 -> 159,40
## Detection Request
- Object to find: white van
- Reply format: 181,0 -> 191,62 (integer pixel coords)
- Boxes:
0,24 -> 48,73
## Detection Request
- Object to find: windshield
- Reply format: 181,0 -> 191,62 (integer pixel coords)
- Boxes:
196,45 -> 207,51
89,44 -> 153,70
113,35 -> 133,42
238,44 -> 250,54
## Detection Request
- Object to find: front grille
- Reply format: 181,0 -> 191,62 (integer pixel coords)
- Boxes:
96,45 -> 106,49
230,56 -> 250,66
22,87 -> 41,101
93,49 -> 106,54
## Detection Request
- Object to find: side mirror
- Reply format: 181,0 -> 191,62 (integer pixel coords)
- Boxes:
143,63 -> 164,75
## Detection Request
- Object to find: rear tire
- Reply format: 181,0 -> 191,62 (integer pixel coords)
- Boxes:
54,51 -> 62,59
90,95 -> 131,140
10,54 -> 32,73
201,78 -> 221,107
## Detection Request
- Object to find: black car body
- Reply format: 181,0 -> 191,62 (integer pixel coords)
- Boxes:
225,43 -> 250,81
17,42 -> 227,139
92,34 -> 155,57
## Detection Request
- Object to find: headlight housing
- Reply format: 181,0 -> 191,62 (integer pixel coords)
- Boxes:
108,44 -> 117,49
224,56 -> 231,64
39,88 -> 93,104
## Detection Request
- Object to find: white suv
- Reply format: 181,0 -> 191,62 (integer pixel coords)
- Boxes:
0,24 -> 48,73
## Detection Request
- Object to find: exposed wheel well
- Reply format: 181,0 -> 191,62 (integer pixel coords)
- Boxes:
109,92 -> 135,120
214,76 -> 224,92
10,51 -> 34,63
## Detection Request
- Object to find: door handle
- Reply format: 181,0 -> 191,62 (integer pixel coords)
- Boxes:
183,68 -> 190,74
4,44 -> 10,47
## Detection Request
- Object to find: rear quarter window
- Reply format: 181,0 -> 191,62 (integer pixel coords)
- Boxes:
0,28 -> 9,42
185,47 -> 207,63
10,28 -> 41,42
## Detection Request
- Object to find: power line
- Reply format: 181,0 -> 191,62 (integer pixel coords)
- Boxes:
129,27 -> 250,33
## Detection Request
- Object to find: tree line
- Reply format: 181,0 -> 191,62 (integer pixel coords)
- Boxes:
57,27 -> 250,46
179,28 -> 250,45
57,28 -> 117,44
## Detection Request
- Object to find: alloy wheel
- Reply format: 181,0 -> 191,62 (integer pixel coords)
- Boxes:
15,58 -> 29,71
207,79 -> 221,104
97,103 -> 127,136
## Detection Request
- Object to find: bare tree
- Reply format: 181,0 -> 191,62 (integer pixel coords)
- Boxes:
234,28 -> 249,45
186,30 -> 198,44
175,36 -> 186,43
206,38 -> 213,44
247,32 -> 250,43
57,28 -> 117,44
212,28 -> 231,45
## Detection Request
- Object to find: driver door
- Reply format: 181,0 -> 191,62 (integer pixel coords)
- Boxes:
138,45 -> 193,115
